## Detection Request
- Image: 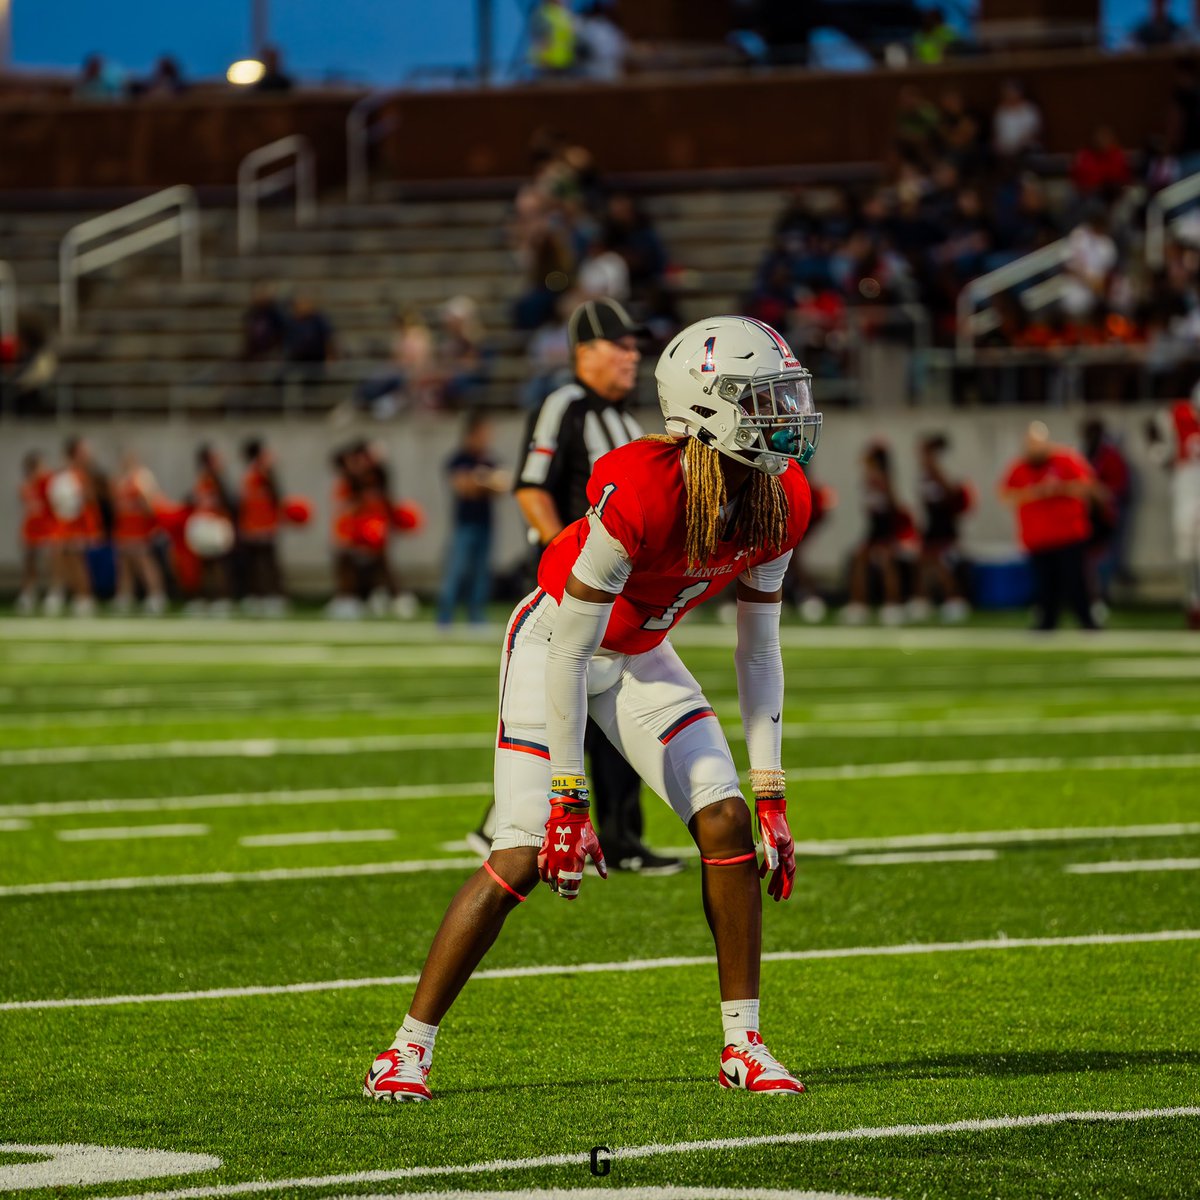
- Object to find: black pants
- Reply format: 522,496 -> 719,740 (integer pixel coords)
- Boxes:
585,716 -> 644,856
1030,540 -> 1096,631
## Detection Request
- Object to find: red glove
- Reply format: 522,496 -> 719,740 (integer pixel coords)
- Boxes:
756,796 -> 795,902
538,786 -> 607,900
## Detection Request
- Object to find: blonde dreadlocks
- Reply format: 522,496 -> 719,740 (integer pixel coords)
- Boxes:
643,435 -> 790,568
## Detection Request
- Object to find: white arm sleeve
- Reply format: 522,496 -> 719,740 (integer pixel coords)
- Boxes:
738,549 -> 793,593
546,589 -> 614,778
734,599 -> 784,773
571,513 -> 634,594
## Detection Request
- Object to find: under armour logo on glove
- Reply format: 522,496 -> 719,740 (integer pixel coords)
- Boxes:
538,799 -> 607,900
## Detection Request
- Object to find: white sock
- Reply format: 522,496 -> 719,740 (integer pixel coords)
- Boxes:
392,1013 -> 438,1055
720,998 -> 760,1045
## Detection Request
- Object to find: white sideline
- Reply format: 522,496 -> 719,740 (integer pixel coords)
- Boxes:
1,782 -> 494,819
841,849 -> 998,866
1065,858 -> 1200,875
57,824 -> 210,842
92,1108 -> 1200,1200
0,857 -> 482,898
3,929 -> 1197,1012
0,818 -> 30,831
238,830 -> 395,848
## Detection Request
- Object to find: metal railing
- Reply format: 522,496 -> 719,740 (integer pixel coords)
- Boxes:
1145,168 -> 1200,270
59,185 -> 200,336
347,91 -> 401,203
0,260 -> 15,353
956,237 -> 1072,358
237,135 -> 317,254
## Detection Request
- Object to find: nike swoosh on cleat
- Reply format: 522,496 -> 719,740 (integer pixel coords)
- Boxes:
770,713 -> 780,723
367,1063 -> 389,1083
721,1063 -> 743,1087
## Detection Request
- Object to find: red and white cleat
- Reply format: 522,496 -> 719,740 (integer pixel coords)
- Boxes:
363,1044 -> 433,1103
719,1032 -> 805,1095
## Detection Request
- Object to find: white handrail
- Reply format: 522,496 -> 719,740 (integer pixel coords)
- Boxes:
237,135 -> 317,254
1146,169 -> 1200,270
347,91 -> 400,203
0,260 -> 16,354
956,237 -> 1071,357
59,185 -> 199,336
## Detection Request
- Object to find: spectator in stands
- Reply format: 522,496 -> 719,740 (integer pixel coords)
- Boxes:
992,80 -> 1042,163
75,54 -> 124,100
912,7 -> 958,64
999,421 -> 1099,631
603,193 -> 668,299
112,450 -> 167,616
16,451 -> 53,616
283,293 -> 336,376
138,56 -> 187,98
437,412 -> 509,626
435,296 -> 487,407
1168,58 -> 1200,173
895,86 -> 942,167
1061,206 -> 1119,319
841,442 -> 908,626
935,89 -> 985,178
909,434 -> 971,622
254,45 -> 294,92
1081,417 -> 1133,620
239,437 -> 286,615
993,172 -> 1061,256
529,0 -> 578,77
187,445 -> 237,616
575,1 -> 628,81
523,291 -> 576,408
577,233 -> 631,302
1132,0 -> 1187,47
1071,127 -> 1132,202
242,283 -> 287,361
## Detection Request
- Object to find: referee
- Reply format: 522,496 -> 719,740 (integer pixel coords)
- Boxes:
467,298 -> 682,875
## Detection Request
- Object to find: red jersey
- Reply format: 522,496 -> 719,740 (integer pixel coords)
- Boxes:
191,472 -> 230,516
539,439 -> 812,655
1003,450 -> 1093,552
113,472 -> 157,543
1170,401 -> 1200,465
56,466 -> 103,544
239,465 -> 280,539
20,471 -> 54,546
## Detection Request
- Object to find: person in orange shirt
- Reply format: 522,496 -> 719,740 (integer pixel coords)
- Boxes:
112,450 -> 167,616
187,444 -> 237,616
326,444 -> 363,619
49,436 -> 107,618
16,450 -> 55,615
239,437 -> 286,615
999,421 -> 1100,631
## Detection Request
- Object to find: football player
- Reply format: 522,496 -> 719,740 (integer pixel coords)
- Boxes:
1147,381 -> 1200,629
364,315 -> 821,1102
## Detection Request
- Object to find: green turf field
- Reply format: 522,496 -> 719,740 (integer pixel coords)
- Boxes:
1,614 -> 1198,1200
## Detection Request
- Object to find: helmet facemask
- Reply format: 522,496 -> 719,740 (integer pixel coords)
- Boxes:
703,367 -> 822,475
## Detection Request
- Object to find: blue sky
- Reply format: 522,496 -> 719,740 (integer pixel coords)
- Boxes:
10,0 -> 1193,87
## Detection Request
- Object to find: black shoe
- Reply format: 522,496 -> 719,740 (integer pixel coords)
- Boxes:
609,844 -> 685,876
465,829 -> 492,858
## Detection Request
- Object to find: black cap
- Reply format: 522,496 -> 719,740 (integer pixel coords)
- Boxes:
567,298 -> 647,349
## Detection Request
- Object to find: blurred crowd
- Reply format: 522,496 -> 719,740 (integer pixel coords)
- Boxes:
743,63 -> 1200,402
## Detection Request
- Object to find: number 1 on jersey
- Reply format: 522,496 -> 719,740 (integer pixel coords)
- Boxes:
593,482 -> 617,518
642,581 -> 710,631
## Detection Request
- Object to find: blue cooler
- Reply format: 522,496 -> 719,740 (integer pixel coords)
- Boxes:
970,548 -> 1033,610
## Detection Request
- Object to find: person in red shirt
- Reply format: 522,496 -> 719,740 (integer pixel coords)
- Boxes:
239,437 -> 285,615
186,444 -> 237,615
48,436 -> 107,618
1146,383 -> 1200,628
1000,421 -> 1099,630
112,450 -> 167,615
1080,418 -> 1132,621
16,451 -> 54,615
363,315 -> 821,1103
1070,126 -> 1132,200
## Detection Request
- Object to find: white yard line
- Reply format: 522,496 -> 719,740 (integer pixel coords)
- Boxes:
3,929 -> 1197,1012
238,830 -> 395,848
841,849 -> 998,866
0,818 -> 30,832
87,1107 -> 1200,1200
1,782 -> 494,819
1065,858 -> 1200,875
56,824 -> 210,842
0,857 -> 482,898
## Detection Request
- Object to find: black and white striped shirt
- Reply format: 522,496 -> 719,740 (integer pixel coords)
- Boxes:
515,380 -> 644,533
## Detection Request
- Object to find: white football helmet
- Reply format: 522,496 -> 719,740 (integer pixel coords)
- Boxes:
655,315 -> 822,476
